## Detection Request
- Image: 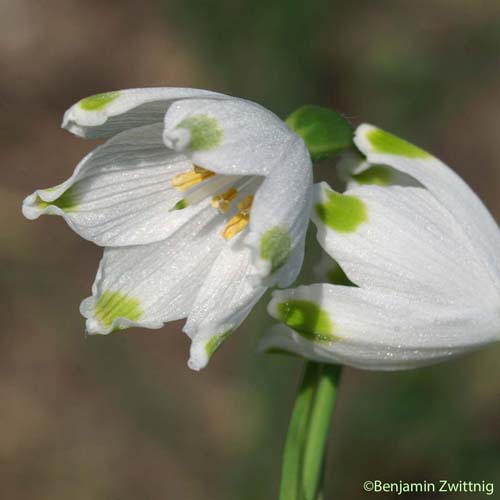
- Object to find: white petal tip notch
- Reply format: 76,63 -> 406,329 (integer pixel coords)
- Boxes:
22,183 -> 78,220
163,114 -> 224,153
354,124 -> 432,160
187,329 -> 234,371
267,289 -> 337,344
62,91 -> 122,136
80,290 -> 145,335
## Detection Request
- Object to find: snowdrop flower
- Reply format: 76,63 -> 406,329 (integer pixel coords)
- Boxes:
263,124 -> 500,369
22,88 -> 312,370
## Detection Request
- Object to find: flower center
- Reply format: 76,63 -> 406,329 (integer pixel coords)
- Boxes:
171,166 -> 260,240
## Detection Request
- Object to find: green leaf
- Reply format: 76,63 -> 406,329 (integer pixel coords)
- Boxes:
286,105 -> 353,162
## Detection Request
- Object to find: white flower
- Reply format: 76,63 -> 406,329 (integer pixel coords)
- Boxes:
263,124 -> 500,370
22,88 -> 313,370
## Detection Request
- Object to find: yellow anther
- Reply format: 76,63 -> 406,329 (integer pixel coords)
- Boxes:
211,188 -> 238,213
171,166 -> 215,191
221,195 -> 254,240
193,165 -> 213,174
238,195 -> 254,213
222,213 -> 249,240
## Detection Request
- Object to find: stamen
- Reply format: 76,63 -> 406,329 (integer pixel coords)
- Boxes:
239,195 -> 254,214
171,166 -> 215,192
222,195 -> 254,240
211,188 -> 238,213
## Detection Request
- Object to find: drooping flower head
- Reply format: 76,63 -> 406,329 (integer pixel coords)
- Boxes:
263,125 -> 500,369
23,88 -> 312,370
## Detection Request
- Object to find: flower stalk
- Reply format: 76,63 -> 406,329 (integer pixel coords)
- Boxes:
280,362 -> 342,500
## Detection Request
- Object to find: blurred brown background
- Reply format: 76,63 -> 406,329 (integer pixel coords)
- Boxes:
2,0 -> 500,499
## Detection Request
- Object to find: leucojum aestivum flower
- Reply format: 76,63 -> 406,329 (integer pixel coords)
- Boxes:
22,88 -> 313,370
263,124 -> 500,369
23,88 -> 500,500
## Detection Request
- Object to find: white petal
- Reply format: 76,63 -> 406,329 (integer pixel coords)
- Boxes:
355,124 -> 500,291
312,182 -> 499,305
264,284 -> 500,370
63,87 -> 226,139
80,205 -> 226,334
184,238 -> 266,371
244,137 -> 313,287
162,96 -> 313,287
22,124 -> 209,246
163,97 -> 300,176
337,151 -> 420,189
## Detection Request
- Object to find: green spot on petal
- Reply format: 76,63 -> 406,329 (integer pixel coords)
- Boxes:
206,329 -> 233,358
352,165 -> 392,186
277,300 -> 335,342
80,91 -> 120,111
178,114 -> 223,151
94,291 -> 142,329
260,227 -> 291,273
35,185 -> 78,213
366,127 -> 430,159
315,190 -> 367,233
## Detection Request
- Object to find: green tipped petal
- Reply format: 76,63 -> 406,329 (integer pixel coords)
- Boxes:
178,114 -> 223,151
277,299 -> 335,342
260,226 -> 291,273
94,291 -> 142,329
352,165 -> 393,186
35,185 -> 78,213
365,127 -> 430,159
315,190 -> 367,233
205,329 -> 233,358
79,91 -> 120,111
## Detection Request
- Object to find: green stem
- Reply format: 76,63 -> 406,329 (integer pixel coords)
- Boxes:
279,363 -> 317,500
279,362 -> 342,500
302,363 -> 341,499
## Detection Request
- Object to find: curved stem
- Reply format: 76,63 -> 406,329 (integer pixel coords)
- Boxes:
279,362 -> 342,500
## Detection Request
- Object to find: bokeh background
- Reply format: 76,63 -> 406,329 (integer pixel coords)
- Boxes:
2,0 -> 500,498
